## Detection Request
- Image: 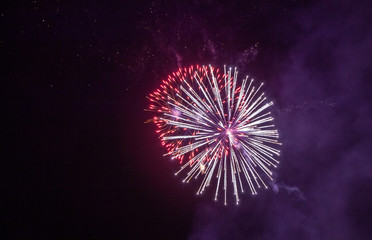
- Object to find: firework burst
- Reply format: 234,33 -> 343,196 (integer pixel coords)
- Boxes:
147,65 -> 281,205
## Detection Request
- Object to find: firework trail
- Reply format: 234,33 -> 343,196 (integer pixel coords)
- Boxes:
147,65 -> 281,205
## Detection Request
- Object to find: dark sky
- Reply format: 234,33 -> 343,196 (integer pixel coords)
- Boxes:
3,0 -> 372,239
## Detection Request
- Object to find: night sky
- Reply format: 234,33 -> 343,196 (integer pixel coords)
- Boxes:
3,0 -> 372,239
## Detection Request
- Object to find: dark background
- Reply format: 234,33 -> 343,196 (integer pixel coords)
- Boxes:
3,0 -> 372,239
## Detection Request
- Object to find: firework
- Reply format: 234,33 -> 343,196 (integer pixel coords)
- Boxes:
147,65 -> 281,205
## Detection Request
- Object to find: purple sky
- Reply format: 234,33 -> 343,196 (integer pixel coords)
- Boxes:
4,0 -> 372,239
187,1 -> 372,239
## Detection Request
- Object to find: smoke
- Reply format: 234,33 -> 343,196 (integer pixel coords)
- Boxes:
188,0 -> 372,239
270,181 -> 306,201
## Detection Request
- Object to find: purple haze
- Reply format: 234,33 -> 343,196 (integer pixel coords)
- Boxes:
187,1 -> 372,239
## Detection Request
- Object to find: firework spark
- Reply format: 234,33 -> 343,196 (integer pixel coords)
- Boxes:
147,65 -> 281,205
